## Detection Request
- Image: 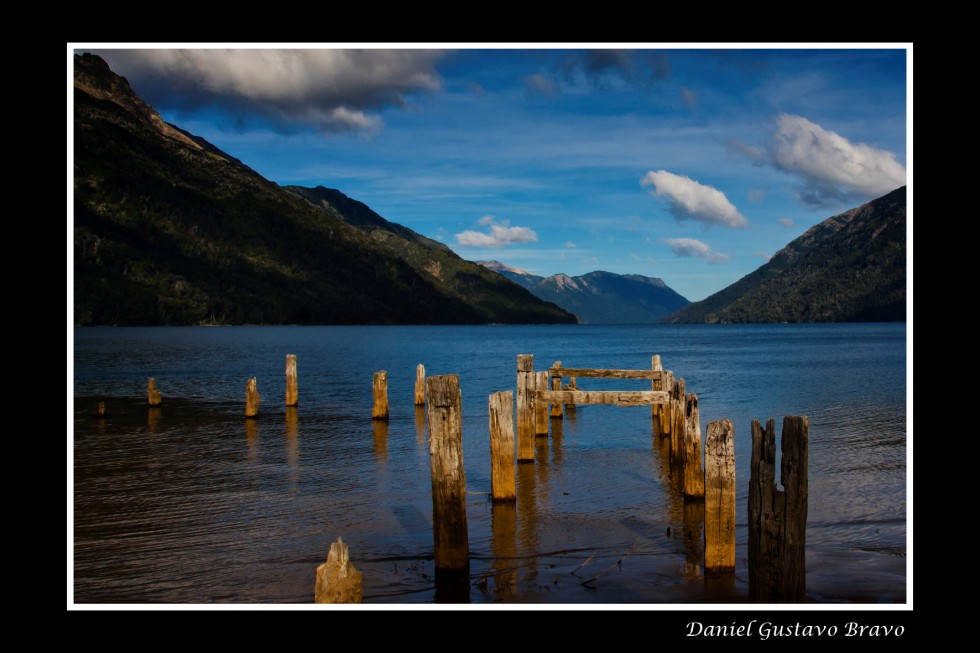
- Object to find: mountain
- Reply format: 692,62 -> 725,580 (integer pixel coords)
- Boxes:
663,187 -> 906,324
73,53 -> 575,326
478,263 -> 690,324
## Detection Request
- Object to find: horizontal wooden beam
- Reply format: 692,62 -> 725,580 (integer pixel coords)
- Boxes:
535,390 -> 669,406
547,368 -> 666,380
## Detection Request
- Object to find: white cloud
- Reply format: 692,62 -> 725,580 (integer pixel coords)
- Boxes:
524,73 -> 560,97
663,237 -> 730,264
565,241 -> 576,248
779,217 -> 794,227
726,138 -> 764,161
455,217 -> 538,247
641,171 -> 748,228
771,114 -> 906,203
755,251 -> 772,261
95,49 -> 445,133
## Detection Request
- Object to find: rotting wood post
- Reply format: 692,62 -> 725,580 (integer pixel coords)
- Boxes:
749,416 -> 809,602
426,374 -> 470,578
245,377 -> 260,418
516,355 -> 535,462
314,537 -> 364,604
534,371 -> 549,436
704,419 -> 735,575
147,377 -> 162,406
670,377 -> 687,466
95,401 -> 106,418
489,391 -> 516,502
651,355 -> 662,426
285,354 -> 298,407
550,361 -> 563,418
414,363 -> 426,406
372,371 -> 389,421
661,371 -> 674,436
564,377 -> 577,410
683,393 -> 705,499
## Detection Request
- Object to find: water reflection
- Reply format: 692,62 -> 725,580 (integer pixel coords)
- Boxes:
414,406 -> 426,447
490,502 -> 518,599
373,420 -> 388,463
147,406 -> 161,432
682,500 -> 704,580
245,418 -> 259,462
550,418 -> 564,467
285,407 -> 299,488
516,462 -> 538,585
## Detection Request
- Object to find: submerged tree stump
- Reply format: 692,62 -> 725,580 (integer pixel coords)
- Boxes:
285,354 -> 298,407
534,371 -> 549,436
683,393 -> 704,499
245,377 -> 260,418
414,363 -> 426,406
314,537 -> 363,603
704,419 -> 735,575
372,371 -> 389,421
426,374 -> 470,578
489,391 -> 516,502
516,355 -> 535,461
749,416 -> 809,602
147,377 -> 162,406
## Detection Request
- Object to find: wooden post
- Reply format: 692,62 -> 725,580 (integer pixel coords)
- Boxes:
245,377 -> 260,418
670,377 -> 687,466
372,370 -> 389,421
660,371 -> 674,435
489,391 -> 516,502
683,393 -> 704,499
147,377 -> 162,406
549,361 -> 563,418
516,355 -> 535,462
95,401 -> 106,418
285,354 -> 298,407
563,377 -> 577,410
704,419 -> 735,575
534,371 -> 549,436
749,416 -> 809,602
651,355 -> 661,425
414,363 -> 426,406
426,374 -> 469,578
314,537 -> 364,603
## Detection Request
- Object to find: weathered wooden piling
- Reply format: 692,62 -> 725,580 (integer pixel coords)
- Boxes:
549,361 -> 563,418
534,371 -> 549,436
372,370 -> 389,421
564,377 -> 577,410
516,355 -> 535,462
95,401 -> 106,418
245,377 -> 260,418
670,377 -> 687,465
651,355 -> 662,425
314,537 -> 364,603
704,419 -> 735,574
683,393 -> 704,499
660,371 -> 674,436
147,377 -> 162,406
285,354 -> 298,407
749,416 -> 809,602
489,391 -> 516,502
414,363 -> 426,406
426,374 -> 470,577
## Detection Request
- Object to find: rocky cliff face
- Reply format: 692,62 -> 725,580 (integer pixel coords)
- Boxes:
664,186 -> 906,323
73,53 -> 575,325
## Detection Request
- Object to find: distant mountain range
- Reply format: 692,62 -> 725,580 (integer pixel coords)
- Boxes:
479,262 -> 690,324
73,53 -> 575,325
664,186 -> 906,323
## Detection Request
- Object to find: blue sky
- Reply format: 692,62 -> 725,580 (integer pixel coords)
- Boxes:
77,45 -> 910,302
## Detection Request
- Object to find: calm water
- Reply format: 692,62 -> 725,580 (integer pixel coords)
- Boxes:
72,324 -> 907,604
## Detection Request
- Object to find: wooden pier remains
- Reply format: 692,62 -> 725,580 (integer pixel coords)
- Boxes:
704,419 -> 735,575
414,363 -> 426,406
147,377 -> 162,406
372,371 -> 389,421
488,391 -> 516,501
285,354 -> 298,407
426,374 -> 469,578
516,355 -> 535,462
749,416 -> 809,602
245,377 -> 260,418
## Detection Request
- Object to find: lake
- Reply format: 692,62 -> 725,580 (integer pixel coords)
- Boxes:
72,323 -> 907,604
